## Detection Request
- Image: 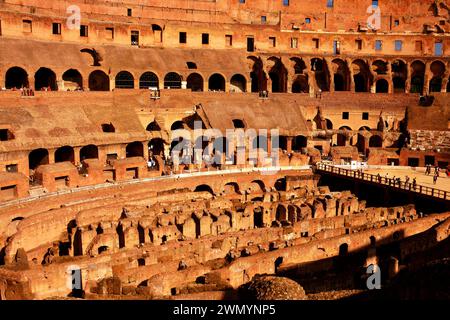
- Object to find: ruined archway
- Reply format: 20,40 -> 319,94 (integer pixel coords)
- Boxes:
115,71 -> 134,89
291,57 -> 309,93
268,57 -> 288,93
429,61 -> 445,93
372,60 -> 388,75
55,146 -> 75,163
248,56 -> 267,92
35,67 -> 57,91
187,73 -> 204,92
391,60 -> 407,93
89,70 -> 110,91
311,58 -> 330,91
351,60 -> 371,92
5,67 -> 29,89
230,74 -> 247,92
208,73 -> 226,91
139,72 -> 159,89
332,59 -> 350,91
62,69 -> 83,90
410,61 -> 425,94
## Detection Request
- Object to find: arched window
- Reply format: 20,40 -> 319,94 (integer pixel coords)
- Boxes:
80,145 -> 99,161
139,72 -> 159,89
126,141 -> 144,158
208,73 -> 226,91
29,148 -> 49,170
115,71 -> 134,89
186,73 -> 203,92
55,146 -> 75,163
35,67 -> 57,91
230,74 -> 247,92
62,69 -> 83,90
164,72 -> 182,89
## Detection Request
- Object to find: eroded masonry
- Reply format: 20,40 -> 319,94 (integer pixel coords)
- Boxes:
0,0 -> 449,300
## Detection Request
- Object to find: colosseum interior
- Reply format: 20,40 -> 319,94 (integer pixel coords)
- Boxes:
0,0 -> 449,302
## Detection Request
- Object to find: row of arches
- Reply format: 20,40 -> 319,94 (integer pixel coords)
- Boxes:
28,142 -> 146,171
248,57 -> 450,94
3,67 -> 248,92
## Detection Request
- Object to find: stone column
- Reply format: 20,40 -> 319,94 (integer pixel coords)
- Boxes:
287,137 -> 293,153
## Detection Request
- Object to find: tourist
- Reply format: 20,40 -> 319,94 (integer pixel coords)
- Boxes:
433,174 -> 438,185
425,164 -> 430,175
377,173 -> 381,183
412,178 -> 417,190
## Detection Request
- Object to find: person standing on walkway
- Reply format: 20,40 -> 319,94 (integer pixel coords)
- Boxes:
433,174 -> 438,185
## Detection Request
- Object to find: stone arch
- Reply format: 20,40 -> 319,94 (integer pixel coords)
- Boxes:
115,71 -> 134,89
351,59 -> 371,92
80,145 -> 99,161
208,73 -> 226,91
146,121 -> 161,131
429,60 -> 446,92
332,59 -> 351,91
126,141 -> 144,158
164,72 -> 182,89
89,70 -> 110,91
187,73 -> 204,92
290,57 -> 309,93
62,69 -> 83,90
230,74 -> 247,92
311,58 -> 330,91
248,56 -> 267,92
194,184 -> 215,195
139,72 -> 159,89
35,67 -> 57,91
276,204 -> 287,221
223,182 -> 240,195
29,148 -> 49,171
250,180 -> 266,193
267,57 -> 288,93
55,146 -> 75,163
376,79 -> 389,93
5,66 -> 29,89
410,60 -> 425,94
391,60 -> 407,93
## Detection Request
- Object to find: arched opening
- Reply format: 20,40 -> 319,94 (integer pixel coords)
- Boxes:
126,141 -> 144,158
311,58 -> 330,91
62,69 -> 83,90
410,61 -> 425,94
276,205 -> 287,221
5,67 -> 29,89
186,73 -> 204,92
339,243 -> 348,256
223,182 -> 240,195
429,61 -> 445,93
291,57 -> 309,93
248,56 -> 267,92
148,138 -> 165,157
208,73 -> 225,91
292,135 -> 307,152
35,67 -> 57,91
115,71 -> 134,89
278,136 -> 288,151
325,119 -> 333,130
376,79 -> 389,93
29,148 -> 49,170
274,178 -> 286,191
80,145 -> 98,161
230,74 -> 246,92
352,60 -> 370,92
146,121 -> 161,131
89,70 -> 110,91
274,257 -> 283,273
98,246 -> 109,254
332,59 -> 350,91
369,135 -> 382,148
164,72 -> 182,89
391,60 -> 407,93
194,184 -> 214,194
356,134 -> 366,154
139,72 -> 159,89
268,57 -> 288,93
55,146 -> 75,163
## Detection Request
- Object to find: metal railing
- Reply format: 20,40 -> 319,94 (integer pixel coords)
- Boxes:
316,163 -> 449,201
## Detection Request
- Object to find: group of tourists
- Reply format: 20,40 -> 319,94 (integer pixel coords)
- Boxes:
425,164 -> 441,185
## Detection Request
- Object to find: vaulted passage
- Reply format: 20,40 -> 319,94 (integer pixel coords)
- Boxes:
410,61 -> 425,94
55,146 -> 75,163
291,57 -> 309,93
352,60 -> 371,92
311,58 -> 330,91
164,72 -> 182,89
268,57 -> 288,93
376,79 -> 389,93
5,67 -> 29,89
429,61 -> 445,93
187,73 -> 204,92
248,56 -> 267,92
89,70 -> 110,91
208,73 -> 226,91
62,69 -> 83,90
35,67 -> 57,91
332,59 -> 350,91
80,145 -> 99,161
126,142 -> 144,158
391,60 -> 407,93
230,74 -> 246,92
29,148 -> 49,170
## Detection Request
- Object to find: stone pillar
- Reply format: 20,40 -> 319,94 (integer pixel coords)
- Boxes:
73,147 -> 81,165
287,137 -> 293,153
143,141 -> 149,161
134,78 -> 139,90
246,78 -> 252,93
387,61 -> 394,94
48,149 -> 55,164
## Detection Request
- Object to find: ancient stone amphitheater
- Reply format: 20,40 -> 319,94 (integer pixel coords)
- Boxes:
0,0 -> 449,300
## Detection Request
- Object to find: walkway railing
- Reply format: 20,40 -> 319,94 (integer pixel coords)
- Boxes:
316,163 -> 449,201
